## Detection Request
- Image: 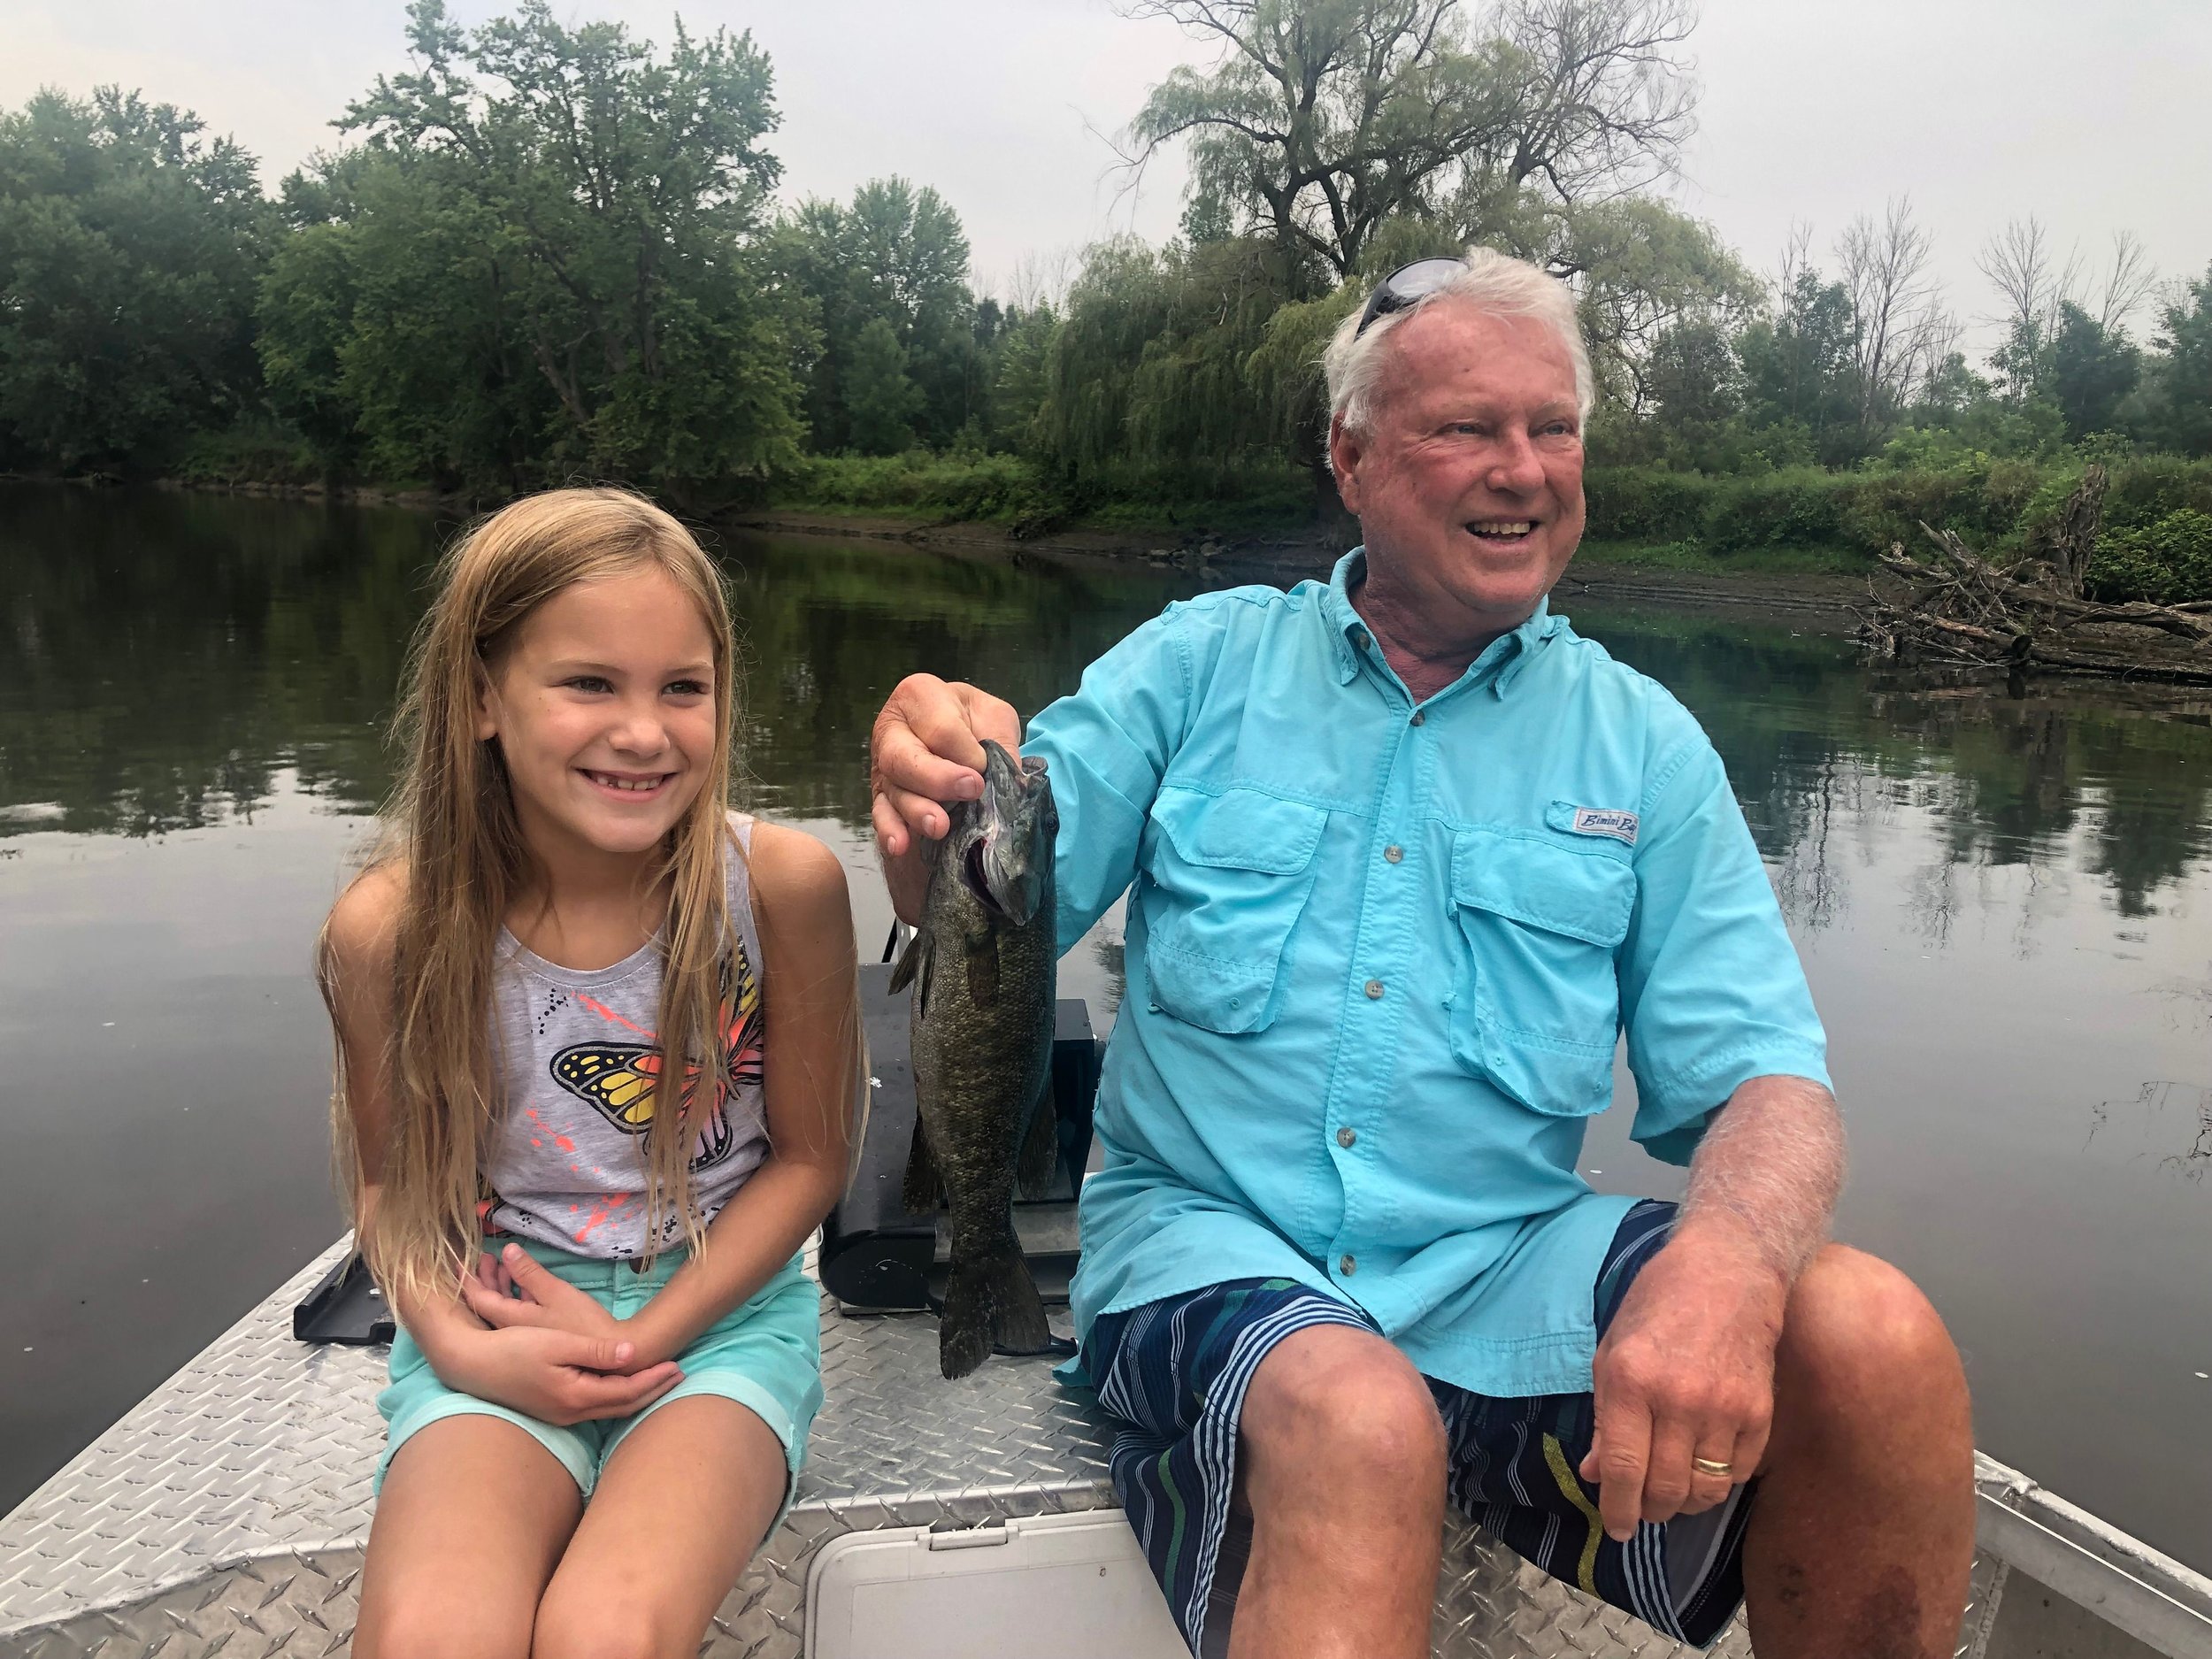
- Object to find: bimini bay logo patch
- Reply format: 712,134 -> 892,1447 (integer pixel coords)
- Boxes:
1568,806 -> 1639,844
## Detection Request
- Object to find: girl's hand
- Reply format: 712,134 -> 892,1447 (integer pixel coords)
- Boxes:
462,1242 -> 672,1368
436,1323 -> 684,1427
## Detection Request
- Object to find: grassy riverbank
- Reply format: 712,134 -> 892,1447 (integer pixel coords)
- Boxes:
763,449 -> 2212,594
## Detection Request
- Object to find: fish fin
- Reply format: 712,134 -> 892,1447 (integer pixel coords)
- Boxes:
964,931 -> 999,1006
901,1114 -> 944,1215
939,1237 -> 1051,1380
1016,1075 -> 1059,1201
888,929 -> 932,1015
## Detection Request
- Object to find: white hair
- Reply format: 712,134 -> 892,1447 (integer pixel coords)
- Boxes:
1322,246 -> 1594,436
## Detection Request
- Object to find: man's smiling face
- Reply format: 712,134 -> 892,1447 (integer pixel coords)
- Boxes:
1328,299 -> 1587,644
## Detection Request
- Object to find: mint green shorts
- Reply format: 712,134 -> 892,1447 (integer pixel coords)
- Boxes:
376,1241 -> 822,1525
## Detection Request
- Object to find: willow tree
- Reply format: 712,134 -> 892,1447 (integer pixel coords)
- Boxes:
1039,236 -> 1296,494
1122,0 -> 1699,287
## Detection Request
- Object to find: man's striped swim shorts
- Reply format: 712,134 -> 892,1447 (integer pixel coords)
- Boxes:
1079,1200 -> 1755,1655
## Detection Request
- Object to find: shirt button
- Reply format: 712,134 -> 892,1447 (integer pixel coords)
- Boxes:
1409,710 -> 1425,726
1383,844 -> 1403,864
1339,1254 -> 1357,1276
1351,626 -> 1371,649
1337,1126 -> 1357,1148
1364,979 -> 1384,1000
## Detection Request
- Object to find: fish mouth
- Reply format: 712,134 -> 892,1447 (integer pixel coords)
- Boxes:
962,837 -> 1010,920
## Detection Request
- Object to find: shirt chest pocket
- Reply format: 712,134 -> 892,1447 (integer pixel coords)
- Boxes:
1138,785 -> 1329,1035
1445,826 -> 1635,1117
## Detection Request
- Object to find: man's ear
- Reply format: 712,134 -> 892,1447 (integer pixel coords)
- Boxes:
1327,413 -> 1367,515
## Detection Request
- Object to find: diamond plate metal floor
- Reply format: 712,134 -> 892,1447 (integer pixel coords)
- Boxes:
0,1240 -> 2005,1657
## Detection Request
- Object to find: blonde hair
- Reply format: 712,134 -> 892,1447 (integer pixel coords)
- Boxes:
326,488 -> 754,1304
1322,245 -> 1596,435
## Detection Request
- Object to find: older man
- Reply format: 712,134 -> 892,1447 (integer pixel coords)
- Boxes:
871,248 -> 1973,1659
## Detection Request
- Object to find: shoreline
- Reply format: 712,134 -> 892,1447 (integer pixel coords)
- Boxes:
42,476 -> 2199,657
720,507 -> 1878,628
90,474 -> 1883,624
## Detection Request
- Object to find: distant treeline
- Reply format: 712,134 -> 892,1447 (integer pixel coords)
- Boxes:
2,0 -> 2209,596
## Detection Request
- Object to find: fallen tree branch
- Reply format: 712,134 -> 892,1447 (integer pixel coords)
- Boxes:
1856,480 -> 2212,682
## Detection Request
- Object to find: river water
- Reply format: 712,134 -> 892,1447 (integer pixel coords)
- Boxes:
3,485 -> 2208,1571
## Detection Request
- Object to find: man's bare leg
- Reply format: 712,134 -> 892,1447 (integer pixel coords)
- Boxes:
1745,1246 -> 1976,1658
1231,1325 -> 1447,1659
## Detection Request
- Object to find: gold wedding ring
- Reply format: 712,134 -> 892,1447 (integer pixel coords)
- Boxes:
1691,1456 -> 1735,1478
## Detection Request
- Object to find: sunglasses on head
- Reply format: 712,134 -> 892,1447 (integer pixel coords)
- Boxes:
1353,257 -> 1464,337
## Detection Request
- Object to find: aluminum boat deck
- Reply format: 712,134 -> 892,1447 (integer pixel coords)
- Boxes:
1,1238 -> 2207,1658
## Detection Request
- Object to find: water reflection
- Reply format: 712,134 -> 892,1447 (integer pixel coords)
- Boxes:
1567,604 -> 2212,928
3,487 -> 2211,1566
720,539 -> 1208,826
0,487 -> 450,832
0,488 -> 1207,836
9,489 -> 2210,939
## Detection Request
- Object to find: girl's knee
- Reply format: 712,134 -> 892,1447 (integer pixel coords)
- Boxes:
531,1586 -> 698,1659
357,1593 -> 533,1659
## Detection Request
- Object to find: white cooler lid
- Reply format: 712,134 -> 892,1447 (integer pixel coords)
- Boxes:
804,1509 -> 1188,1659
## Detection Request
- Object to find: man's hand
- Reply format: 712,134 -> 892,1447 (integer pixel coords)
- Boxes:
869,674 -> 1022,922
1581,1075 -> 1843,1539
1579,1218 -> 1787,1540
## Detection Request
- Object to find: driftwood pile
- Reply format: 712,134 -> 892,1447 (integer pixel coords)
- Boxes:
1855,465 -> 2212,686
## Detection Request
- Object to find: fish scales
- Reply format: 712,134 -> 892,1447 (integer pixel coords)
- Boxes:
893,740 -> 1060,1379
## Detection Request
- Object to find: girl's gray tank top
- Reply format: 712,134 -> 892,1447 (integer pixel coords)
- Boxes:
481,815 -> 769,1260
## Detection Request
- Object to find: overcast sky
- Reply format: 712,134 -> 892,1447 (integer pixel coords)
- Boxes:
6,0 -> 2208,349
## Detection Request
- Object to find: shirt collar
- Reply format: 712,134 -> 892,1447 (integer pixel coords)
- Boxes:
1323,546 -> 1565,697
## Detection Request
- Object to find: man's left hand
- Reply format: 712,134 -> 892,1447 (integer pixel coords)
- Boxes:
1578,1218 -> 1788,1540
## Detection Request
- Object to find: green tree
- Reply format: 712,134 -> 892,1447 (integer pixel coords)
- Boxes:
1738,266 -> 1859,463
2144,265 -> 2212,457
1986,316 -> 2052,410
0,88 -> 271,473
255,218 -> 362,477
783,177 -> 977,450
844,316 -> 921,455
983,299 -> 1060,455
2047,301 -> 2140,441
266,146 -> 552,489
308,0 -> 807,496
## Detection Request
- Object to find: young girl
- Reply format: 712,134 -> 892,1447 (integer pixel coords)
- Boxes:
319,488 -> 859,1658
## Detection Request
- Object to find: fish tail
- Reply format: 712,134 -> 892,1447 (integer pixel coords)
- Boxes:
940,1236 -> 1050,1380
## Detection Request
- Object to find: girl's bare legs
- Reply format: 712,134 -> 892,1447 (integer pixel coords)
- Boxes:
531,1396 -> 788,1659
354,1417 -> 584,1659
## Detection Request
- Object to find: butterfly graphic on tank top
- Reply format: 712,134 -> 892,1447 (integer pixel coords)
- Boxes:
548,943 -> 764,1171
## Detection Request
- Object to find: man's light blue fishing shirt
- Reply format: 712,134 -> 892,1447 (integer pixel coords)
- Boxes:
1030,549 -> 1831,1400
